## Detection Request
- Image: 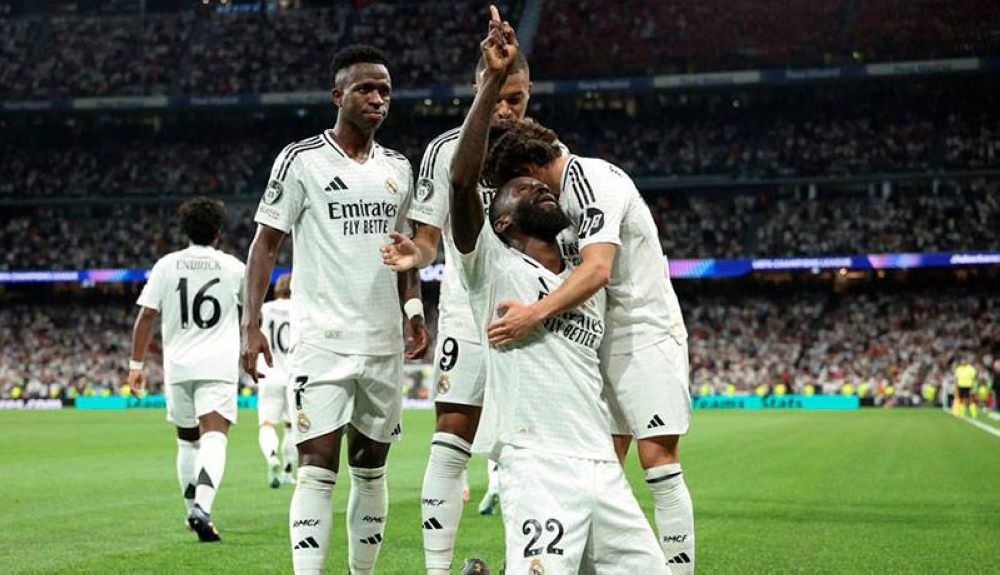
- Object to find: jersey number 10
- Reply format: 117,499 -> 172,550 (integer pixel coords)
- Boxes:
176,278 -> 222,329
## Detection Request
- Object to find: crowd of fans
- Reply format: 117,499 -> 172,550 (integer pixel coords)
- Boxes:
2,0 -> 998,99
686,286 -> 999,403
533,0 -> 1000,79
3,284 -> 995,403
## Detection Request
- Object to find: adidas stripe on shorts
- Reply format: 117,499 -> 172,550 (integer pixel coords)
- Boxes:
289,342 -> 403,444
601,335 -> 691,438
497,445 -> 668,574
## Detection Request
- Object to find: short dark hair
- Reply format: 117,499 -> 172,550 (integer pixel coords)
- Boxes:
179,196 -> 225,246
474,51 -> 530,83
484,119 -> 561,188
330,44 -> 389,87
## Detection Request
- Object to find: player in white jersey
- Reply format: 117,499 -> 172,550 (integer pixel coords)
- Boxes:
395,13 -> 668,572
481,119 -> 696,570
127,197 -> 245,543
391,25 -> 533,575
240,45 -> 437,575
256,272 -> 297,488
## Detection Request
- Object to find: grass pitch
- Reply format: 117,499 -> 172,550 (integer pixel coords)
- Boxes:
1,408 -> 998,574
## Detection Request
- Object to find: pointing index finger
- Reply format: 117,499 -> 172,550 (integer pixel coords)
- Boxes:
489,4 -> 501,23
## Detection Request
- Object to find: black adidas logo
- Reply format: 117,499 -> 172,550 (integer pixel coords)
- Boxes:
294,536 -> 320,550
390,424 -> 401,437
360,533 -> 383,545
423,517 -> 444,530
667,552 -> 692,564
647,414 -> 666,429
324,176 -> 348,192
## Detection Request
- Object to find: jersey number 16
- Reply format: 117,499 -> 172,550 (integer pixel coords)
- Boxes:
176,278 -> 222,329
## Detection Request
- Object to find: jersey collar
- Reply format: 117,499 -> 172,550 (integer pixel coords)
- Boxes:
322,130 -> 377,163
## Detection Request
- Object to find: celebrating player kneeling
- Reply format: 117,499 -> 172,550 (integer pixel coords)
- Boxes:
389,9 -> 669,572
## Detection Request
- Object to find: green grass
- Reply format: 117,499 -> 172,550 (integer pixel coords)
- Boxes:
1,408 -> 998,574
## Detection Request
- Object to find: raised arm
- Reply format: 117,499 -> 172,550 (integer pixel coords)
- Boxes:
240,223 -> 285,381
451,5 -> 518,253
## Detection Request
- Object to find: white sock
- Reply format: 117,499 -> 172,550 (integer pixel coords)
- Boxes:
486,458 -> 500,497
421,432 -> 472,574
194,431 -> 227,514
176,438 -> 199,512
347,465 -> 388,575
282,428 -> 297,477
259,426 -> 280,462
290,466 -> 337,575
646,463 -> 695,575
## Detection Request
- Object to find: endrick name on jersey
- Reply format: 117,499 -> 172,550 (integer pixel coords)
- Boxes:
327,199 -> 398,236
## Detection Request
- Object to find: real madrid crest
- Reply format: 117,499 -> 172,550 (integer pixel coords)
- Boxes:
528,559 -> 545,575
297,412 -> 311,434
385,178 -> 399,195
437,374 -> 451,395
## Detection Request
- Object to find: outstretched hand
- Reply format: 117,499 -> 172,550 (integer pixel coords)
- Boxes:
381,231 -> 421,272
480,4 -> 519,75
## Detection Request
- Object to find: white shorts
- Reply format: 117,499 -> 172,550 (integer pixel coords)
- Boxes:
166,380 -> 238,428
431,334 -> 486,407
257,372 -> 291,426
290,343 -> 403,444
602,336 -> 691,438
498,446 -> 667,574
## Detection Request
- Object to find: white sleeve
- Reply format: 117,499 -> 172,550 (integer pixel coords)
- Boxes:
457,222 -> 502,293
570,163 -> 628,249
395,159 -> 415,235
136,260 -> 165,311
254,145 -> 307,233
407,136 -> 453,228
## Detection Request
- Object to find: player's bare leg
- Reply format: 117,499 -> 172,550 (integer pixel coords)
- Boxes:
613,433 -> 631,464
187,411 -> 231,542
345,425 -> 391,575
637,434 -> 695,574
422,403 -> 481,575
259,421 -> 283,488
175,426 -> 200,518
291,429 -> 344,575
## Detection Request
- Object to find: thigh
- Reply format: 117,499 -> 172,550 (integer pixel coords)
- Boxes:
603,337 -> 691,439
193,381 -> 238,424
589,461 -> 669,573
498,448 -> 591,575
352,353 -> 404,443
431,335 -> 486,407
166,381 -> 197,428
291,344 -> 363,444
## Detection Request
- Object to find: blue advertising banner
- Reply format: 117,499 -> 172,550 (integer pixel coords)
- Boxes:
693,395 -> 860,410
75,395 -> 258,410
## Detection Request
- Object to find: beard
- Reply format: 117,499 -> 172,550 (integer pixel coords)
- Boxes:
513,201 -> 572,241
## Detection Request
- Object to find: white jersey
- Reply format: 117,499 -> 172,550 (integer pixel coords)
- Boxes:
255,131 -> 415,356
459,222 -> 616,462
557,155 -> 687,355
259,297 -> 292,378
137,244 -> 245,385
409,127 -> 496,342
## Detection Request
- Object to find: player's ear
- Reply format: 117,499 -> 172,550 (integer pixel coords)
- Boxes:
493,214 -> 512,235
330,87 -> 343,108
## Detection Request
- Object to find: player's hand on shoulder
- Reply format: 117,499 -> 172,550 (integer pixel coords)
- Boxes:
381,231 -> 421,272
480,4 -> 519,75
241,326 -> 272,383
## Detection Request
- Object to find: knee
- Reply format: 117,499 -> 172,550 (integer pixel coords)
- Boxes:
297,465 -> 338,493
637,435 -> 681,468
347,437 -> 390,469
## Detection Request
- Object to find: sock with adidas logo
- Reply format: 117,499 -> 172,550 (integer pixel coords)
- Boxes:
421,432 -> 472,575
645,463 -> 695,575
346,465 -> 388,575
193,431 -> 227,514
290,465 -> 337,575
176,438 -> 199,512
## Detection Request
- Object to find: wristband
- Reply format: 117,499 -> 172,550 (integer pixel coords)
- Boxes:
404,298 -> 424,320
129,360 -> 144,371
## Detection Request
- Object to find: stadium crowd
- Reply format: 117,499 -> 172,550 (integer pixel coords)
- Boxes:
1,0 -> 997,99
3,286 -> 995,404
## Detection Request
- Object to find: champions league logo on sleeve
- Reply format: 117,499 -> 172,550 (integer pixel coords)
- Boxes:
416,177 -> 434,202
263,180 -> 284,205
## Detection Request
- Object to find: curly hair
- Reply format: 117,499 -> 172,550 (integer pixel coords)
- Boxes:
179,196 -> 225,246
330,44 -> 389,88
483,118 -> 562,188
